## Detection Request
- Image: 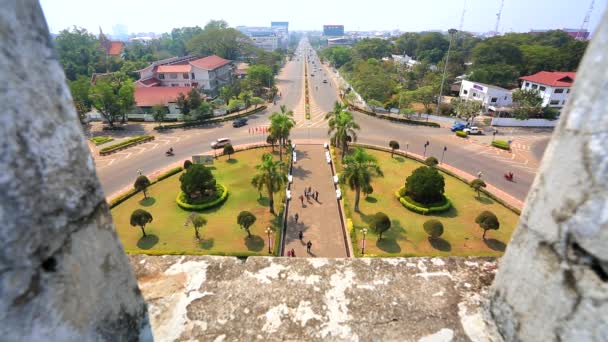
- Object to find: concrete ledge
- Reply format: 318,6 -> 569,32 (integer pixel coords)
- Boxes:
130,255 -> 501,341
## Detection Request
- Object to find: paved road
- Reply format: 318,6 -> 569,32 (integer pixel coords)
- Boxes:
96,39 -> 551,204
284,145 -> 348,258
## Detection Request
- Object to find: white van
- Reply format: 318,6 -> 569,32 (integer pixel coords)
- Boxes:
211,138 -> 231,149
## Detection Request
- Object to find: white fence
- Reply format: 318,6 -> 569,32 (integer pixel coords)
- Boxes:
491,117 -> 558,127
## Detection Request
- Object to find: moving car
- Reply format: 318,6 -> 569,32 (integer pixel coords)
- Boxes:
451,123 -> 467,132
463,126 -> 482,135
211,138 -> 231,149
323,80 -> 328,83
232,118 -> 248,128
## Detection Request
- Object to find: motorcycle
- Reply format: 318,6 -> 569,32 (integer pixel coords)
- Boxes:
504,172 -> 514,181
165,148 -> 174,157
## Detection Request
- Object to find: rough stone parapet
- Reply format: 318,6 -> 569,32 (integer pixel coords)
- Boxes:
131,255 -> 502,341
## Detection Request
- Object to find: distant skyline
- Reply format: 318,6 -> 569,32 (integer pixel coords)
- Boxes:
40,0 -> 605,36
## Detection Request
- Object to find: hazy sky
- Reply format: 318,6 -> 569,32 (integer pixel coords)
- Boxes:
39,0 -> 605,35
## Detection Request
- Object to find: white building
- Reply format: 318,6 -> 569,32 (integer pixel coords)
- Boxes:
136,55 -> 233,94
459,80 -> 513,109
237,26 -> 279,51
519,71 -> 575,109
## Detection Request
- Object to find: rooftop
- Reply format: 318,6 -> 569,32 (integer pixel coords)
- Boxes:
134,86 -> 192,107
190,55 -> 231,70
519,71 -> 576,87
156,65 -> 191,73
107,41 -> 124,56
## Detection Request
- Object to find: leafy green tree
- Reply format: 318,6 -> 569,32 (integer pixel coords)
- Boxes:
470,179 -> 487,198
405,166 -> 445,205
69,76 -> 92,123
130,209 -> 153,238
227,99 -> 244,112
472,39 -> 523,66
152,104 -> 167,128
219,85 -> 234,105
134,175 -> 151,199
269,108 -> 295,162
266,134 -> 277,152
394,32 -> 420,57
340,148 -> 384,212
188,88 -> 202,110
180,164 -> 217,201
412,86 -> 436,113
239,90 -> 253,108
512,89 -> 544,120
353,38 -> 392,60
362,183 -> 374,198
520,45 -> 562,76
89,73 -> 135,127
251,153 -> 287,214
55,26 -> 104,80
475,211 -> 500,239
176,92 -> 191,115
423,219 -> 444,239
450,98 -> 482,120
223,143 -> 235,160
370,212 -> 391,240
191,214 -> 207,240
183,160 -> 193,169
389,140 -> 400,158
194,101 -> 213,121
367,99 -> 384,113
327,111 -> 360,159
237,211 -> 257,237
204,19 -> 229,30
468,63 -> 520,88
186,27 -> 253,60
416,32 -> 449,63
424,156 -> 439,167
251,96 -> 265,109
321,46 -> 353,68
247,64 -> 274,90
350,58 -> 397,103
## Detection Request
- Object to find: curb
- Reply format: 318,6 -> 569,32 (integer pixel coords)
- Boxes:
99,136 -> 155,156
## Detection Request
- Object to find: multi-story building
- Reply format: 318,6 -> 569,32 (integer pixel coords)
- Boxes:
271,21 -> 289,48
459,80 -> 513,109
136,55 -> 233,94
323,25 -> 345,37
237,26 -> 279,51
519,71 -> 576,109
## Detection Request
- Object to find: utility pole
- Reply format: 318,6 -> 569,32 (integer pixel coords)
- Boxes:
435,29 -> 457,115
459,0 -> 467,32
576,0 -> 594,40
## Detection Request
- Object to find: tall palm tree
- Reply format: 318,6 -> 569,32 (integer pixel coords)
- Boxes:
251,153 -> 287,214
341,148 -> 383,212
269,109 -> 295,162
279,104 -> 293,116
328,111 -> 360,159
325,101 -> 348,121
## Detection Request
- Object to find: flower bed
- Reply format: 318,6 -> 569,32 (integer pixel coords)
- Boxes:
108,166 -> 184,209
100,135 -> 154,155
395,186 -> 452,215
175,184 -> 229,211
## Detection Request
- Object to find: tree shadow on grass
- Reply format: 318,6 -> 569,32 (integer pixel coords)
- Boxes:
364,196 -> 378,203
475,196 -> 494,205
394,156 -> 405,163
257,196 -> 270,207
376,238 -> 401,253
226,158 -> 238,164
139,197 -> 156,207
484,238 -> 506,252
137,234 -> 159,249
199,238 -> 215,250
429,237 -> 451,252
245,235 -> 264,251
434,205 -> 459,218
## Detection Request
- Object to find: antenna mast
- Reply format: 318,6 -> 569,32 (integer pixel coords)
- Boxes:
459,0 -> 467,32
577,0 -> 594,40
494,0 -> 505,36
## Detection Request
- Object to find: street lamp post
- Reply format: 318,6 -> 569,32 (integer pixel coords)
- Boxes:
265,227 -> 273,254
435,28 -> 458,115
406,143 -> 409,157
493,130 -> 497,142
360,228 -> 368,255
441,146 -> 447,164
137,169 -> 142,176
423,141 -> 430,157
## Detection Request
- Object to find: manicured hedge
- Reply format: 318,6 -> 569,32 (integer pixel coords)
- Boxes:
90,136 -> 114,145
395,187 -> 452,215
108,166 -> 184,209
154,105 -> 267,130
125,249 -> 261,257
456,131 -> 468,138
100,135 -> 154,154
351,106 -> 440,127
175,184 -> 229,211
492,140 -> 511,150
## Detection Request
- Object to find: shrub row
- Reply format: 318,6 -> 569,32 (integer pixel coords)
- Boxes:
456,131 -> 468,138
100,135 -> 154,155
350,106 -> 440,127
492,140 -> 511,150
154,105 -> 267,130
395,187 -> 452,215
108,166 -> 183,209
175,184 -> 229,211
125,249 -> 262,258
90,136 -> 114,145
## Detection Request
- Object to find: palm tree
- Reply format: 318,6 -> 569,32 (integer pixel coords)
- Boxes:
328,111 -> 360,159
251,153 -> 287,214
325,101 -> 348,121
269,109 -> 295,162
340,148 -> 383,212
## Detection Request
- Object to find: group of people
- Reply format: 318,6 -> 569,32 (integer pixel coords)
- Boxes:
298,186 -> 319,206
287,212 -> 314,257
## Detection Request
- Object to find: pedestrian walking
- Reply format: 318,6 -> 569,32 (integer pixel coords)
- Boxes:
299,230 -> 303,241
315,191 -> 319,201
286,250 -> 292,257
299,195 -> 304,206
306,241 -> 312,253
294,213 -> 299,223
291,248 -> 296,257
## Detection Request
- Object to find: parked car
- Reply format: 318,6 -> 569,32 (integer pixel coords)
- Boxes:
323,80 -> 328,83
451,123 -> 467,132
232,118 -> 248,128
211,138 -> 231,149
463,126 -> 482,135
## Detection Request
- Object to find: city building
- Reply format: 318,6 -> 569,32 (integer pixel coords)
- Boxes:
391,54 -> 420,68
237,26 -> 279,51
323,25 -> 345,37
136,55 -> 233,94
99,28 -> 124,57
459,80 -> 513,109
133,86 -> 193,114
519,71 -> 576,109
271,21 -> 289,48
327,37 -> 354,47
529,28 -> 590,40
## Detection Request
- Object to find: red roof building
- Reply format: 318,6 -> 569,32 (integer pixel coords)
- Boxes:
519,72 -> 576,87
190,55 -> 231,70
107,42 -> 124,56
134,87 -> 192,107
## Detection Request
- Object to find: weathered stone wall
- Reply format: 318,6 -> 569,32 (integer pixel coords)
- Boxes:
490,11 -> 608,342
0,1 -> 150,340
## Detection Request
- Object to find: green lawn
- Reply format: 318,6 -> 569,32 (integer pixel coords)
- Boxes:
336,148 -> 520,257
111,147 -> 285,255
90,136 -> 114,145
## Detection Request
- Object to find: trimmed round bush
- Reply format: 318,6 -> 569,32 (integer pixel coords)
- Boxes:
176,184 -> 229,211
492,140 -> 510,150
183,160 -> 193,169
424,156 -> 439,167
405,166 -> 445,205
423,219 -> 444,239
395,186 -> 452,215
456,131 -> 468,138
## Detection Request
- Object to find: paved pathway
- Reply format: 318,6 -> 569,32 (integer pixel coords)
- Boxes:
284,145 -> 348,258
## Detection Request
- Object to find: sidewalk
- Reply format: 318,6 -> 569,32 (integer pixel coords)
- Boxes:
284,145 -> 349,257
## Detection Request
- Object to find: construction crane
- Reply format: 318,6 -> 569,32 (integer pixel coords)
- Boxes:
494,0 -> 505,36
459,0 -> 467,32
577,0 -> 594,40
